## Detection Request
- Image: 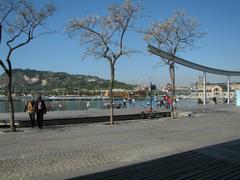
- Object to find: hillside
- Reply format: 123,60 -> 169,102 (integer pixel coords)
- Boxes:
0,69 -> 135,94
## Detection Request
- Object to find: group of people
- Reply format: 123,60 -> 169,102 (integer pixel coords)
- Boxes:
47,103 -> 63,111
152,95 -> 174,110
123,98 -> 135,108
24,95 -> 47,129
122,96 -> 174,109
162,95 -> 174,109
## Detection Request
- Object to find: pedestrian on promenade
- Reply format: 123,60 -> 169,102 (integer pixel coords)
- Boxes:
168,96 -> 173,110
132,98 -> 135,107
86,101 -> 90,109
164,95 -> 172,109
159,98 -> 164,107
24,99 -> 35,128
123,98 -> 127,108
197,98 -> 203,104
34,95 -> 47,129
213,97 -> 217,104
154,94 -> 158,107
58,104 -> 63,111
128,98 -> 132,108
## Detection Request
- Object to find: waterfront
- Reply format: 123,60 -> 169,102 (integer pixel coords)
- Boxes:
0,98 -> 199,113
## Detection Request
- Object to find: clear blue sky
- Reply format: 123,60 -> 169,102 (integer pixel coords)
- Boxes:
1,0 -> 240,87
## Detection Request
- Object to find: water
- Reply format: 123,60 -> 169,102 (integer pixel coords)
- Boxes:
0,98 -> 198,113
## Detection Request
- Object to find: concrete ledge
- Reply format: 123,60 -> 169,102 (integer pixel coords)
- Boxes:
0,109 -> 171,127
174,111 -> 195,118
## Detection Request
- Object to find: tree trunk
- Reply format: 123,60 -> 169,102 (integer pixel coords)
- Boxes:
7,72 -> 16,132
169,63 -> 175,119
109,64 -> 115,125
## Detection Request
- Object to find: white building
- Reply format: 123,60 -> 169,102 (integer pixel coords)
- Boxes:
195,76 -> 240,101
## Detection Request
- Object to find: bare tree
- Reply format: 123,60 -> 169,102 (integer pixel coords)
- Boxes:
66,0 -> 141,125
144,9 -> 204,118
0,0 -> 55,132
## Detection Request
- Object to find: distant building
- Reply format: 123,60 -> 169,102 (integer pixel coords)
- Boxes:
103,89 -> 130,99
159,85 -> 190,95
87,78 -> 97,82
194,76 -> 240,100
134,85 -> 150,92
103,87 -> 151,99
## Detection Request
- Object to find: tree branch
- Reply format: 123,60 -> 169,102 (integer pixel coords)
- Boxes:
0,0 -> 14,24
10,29 -> 32,53
115,16 -> 131,61
0,59 -> 9,74
6,26 -> 25,49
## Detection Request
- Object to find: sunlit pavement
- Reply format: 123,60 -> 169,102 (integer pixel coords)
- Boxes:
0,104 -> 240,179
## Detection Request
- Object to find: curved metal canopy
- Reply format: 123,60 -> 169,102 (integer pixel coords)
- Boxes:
148,44 -> 240,76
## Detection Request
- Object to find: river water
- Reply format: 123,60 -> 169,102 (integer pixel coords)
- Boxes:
0,98 -> 199,113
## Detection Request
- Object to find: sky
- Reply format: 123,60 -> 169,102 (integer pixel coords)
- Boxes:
1,0 -> 240,87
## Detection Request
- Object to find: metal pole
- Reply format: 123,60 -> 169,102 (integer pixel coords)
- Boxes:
203,72 -> 207,105
150,82 -> 152,110
227,75 -> 230,104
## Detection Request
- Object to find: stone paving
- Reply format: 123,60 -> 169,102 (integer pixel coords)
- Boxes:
0,104 -> 240,179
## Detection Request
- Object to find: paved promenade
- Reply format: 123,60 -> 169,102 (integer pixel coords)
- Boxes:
0,104 -> 240,179
0,108 -> 170,127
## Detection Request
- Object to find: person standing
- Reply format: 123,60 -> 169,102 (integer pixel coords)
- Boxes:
132,98 -> 135,107
35,95 -> 47,129
123,98 -> 127,108
24,99 -> 35,128
86,101 -> 90,109
128,98 -> 132,108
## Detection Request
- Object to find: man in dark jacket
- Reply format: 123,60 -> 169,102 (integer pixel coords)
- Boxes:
35,95 -> 47,129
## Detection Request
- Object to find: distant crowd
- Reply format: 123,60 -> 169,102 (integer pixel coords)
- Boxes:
103,95 -> 176,110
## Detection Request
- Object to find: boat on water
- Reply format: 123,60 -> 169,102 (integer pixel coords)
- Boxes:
47,95 -> 109,101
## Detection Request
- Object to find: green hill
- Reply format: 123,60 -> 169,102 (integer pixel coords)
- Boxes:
0,69 -> 135,95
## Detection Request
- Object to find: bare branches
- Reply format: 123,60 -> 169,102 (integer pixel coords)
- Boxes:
0,58 -> 9,73
144,9 -> 205,56
5,1 -> 55,50
0,0 -> 22,24
66,16 -> 113,60
1,0 -> 55,65
66,0 -> 140,64
0,24 -> 2,43
0,0 -> 25,43
0,0 -> 55,88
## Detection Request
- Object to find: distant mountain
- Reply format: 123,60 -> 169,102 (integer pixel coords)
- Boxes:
0,69 -> 135,93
